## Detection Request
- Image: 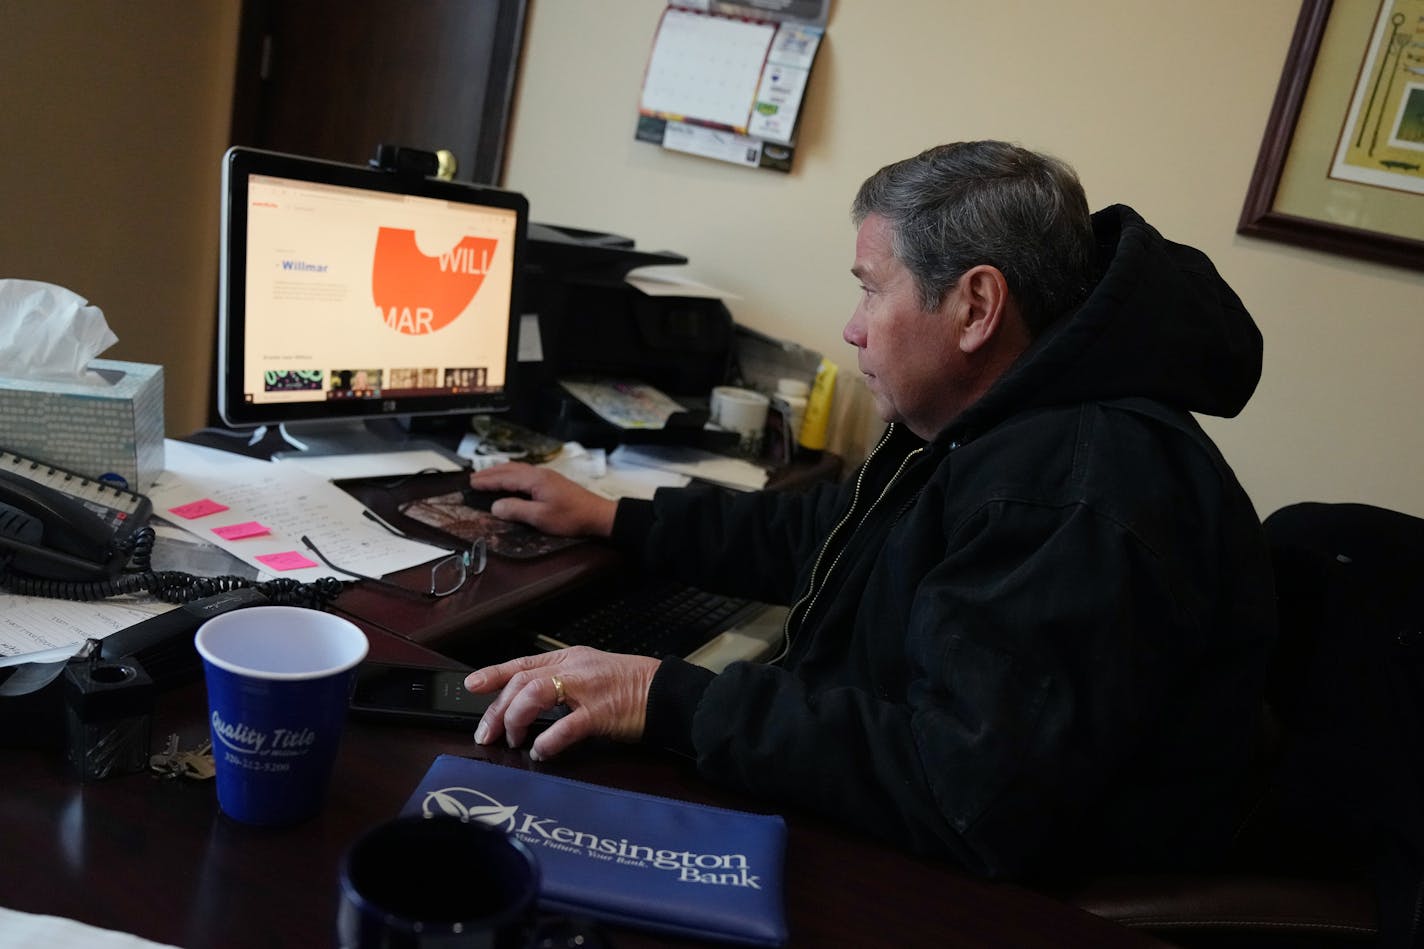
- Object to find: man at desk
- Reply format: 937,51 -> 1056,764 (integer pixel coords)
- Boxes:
464,140 -> 1276,880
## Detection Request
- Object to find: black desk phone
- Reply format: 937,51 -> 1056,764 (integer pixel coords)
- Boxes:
0,449 -> 152,581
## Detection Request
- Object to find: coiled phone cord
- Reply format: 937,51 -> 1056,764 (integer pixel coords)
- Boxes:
0,526 -> 345,609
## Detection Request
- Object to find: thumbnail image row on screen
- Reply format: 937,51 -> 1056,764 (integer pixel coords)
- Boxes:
263,367 -> 489,394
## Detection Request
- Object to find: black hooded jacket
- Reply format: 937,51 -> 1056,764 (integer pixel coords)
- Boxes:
611,205 -> 1277,880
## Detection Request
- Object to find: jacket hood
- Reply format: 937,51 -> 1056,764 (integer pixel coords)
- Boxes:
950,205 -> 1262,439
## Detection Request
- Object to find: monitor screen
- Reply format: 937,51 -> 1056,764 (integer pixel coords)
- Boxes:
217,147 -> 527,444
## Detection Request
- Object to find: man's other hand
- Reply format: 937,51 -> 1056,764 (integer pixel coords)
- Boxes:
466,646 -> 661,761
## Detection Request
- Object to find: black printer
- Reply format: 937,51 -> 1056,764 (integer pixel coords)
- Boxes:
509,223 -> 738,450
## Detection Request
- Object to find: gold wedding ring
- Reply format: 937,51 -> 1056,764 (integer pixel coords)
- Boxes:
550,674 -> 566,706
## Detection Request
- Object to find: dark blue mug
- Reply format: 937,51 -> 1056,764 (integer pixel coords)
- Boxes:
338,815 -> 541,948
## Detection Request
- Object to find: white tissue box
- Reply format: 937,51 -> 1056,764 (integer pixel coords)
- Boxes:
0,359 -> 165,492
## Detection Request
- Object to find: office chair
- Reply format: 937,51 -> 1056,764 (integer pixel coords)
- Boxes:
1065,502 -> 1424,949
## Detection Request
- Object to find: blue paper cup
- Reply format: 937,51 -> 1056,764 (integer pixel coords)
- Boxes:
195,606 -> 369,826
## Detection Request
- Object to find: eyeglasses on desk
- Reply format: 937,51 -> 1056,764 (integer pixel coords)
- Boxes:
301,511 -> 487,599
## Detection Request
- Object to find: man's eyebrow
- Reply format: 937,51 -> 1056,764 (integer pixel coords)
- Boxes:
851,264 -> 869,280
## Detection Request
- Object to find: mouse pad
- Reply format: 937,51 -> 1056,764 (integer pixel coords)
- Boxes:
398,491 -> 585,560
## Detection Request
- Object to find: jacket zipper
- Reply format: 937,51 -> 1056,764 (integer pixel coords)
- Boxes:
771,426 -> 926,663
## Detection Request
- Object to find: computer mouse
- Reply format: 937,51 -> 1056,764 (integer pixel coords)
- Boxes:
461,486 -> 532,511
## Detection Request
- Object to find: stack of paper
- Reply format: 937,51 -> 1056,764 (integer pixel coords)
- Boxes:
611,444 -> 767,492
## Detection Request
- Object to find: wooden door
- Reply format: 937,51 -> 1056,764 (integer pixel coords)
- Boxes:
229,0 -> 526,185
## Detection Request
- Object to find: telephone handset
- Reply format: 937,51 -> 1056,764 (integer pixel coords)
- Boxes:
0,450 -> 152,582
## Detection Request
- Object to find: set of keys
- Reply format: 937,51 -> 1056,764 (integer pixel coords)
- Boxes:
149,734 -> 216,781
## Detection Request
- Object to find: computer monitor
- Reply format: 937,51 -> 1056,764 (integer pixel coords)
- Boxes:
217,147 -> 528,455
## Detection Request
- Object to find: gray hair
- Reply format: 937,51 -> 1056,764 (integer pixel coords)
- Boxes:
851,141 -> 1096,335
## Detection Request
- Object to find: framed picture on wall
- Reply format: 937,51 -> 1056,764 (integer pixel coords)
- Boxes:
1238,0 -> 1424,273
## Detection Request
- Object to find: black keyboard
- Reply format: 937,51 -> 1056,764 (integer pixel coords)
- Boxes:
536,580 -> 761,658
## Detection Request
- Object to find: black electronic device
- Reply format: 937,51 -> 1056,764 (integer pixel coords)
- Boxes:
100,588 -> 271,684
0,589 -> 271,751
514,223 -> 738,449
217,146 -> 529,455
460,485 -> 531,511
0,449 -> 152,581
0,446 -> 337,611
533,580 -> 764,660
368,143 -> 440,178
64,654 -> 154,781
349,661 -> 564,730
524,222 -> 686,284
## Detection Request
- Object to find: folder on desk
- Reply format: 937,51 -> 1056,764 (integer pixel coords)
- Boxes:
403,755 -> 788,946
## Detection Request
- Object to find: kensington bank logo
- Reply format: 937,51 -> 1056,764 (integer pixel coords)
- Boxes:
371,227 -> 498,335
422,785 -> 519,830
420,785 -> 762,889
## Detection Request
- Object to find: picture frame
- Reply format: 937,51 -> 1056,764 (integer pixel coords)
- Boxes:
1238,0 -> 1424,273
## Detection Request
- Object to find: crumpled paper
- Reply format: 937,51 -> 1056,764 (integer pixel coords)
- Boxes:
0,279 -> 118,385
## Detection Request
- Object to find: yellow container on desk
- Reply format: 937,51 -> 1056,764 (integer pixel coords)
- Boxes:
797,358 -> 836,453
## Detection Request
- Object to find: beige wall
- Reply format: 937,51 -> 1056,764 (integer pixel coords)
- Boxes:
0,2 -> 239,437
505,0 -> 1424,520
2,1 -> 1421,520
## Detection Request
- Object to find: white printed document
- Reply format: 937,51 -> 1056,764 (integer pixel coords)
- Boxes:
150,440 -> 449,584
0,596 -> 174,665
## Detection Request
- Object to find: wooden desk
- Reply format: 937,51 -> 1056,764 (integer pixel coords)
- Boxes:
331,469 -> 623,661
179,433 -> 843,663
0,623 -> 1166,948
329,453 -> 841,663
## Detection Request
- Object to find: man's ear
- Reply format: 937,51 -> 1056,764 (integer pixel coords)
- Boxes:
952,265 -> 1013,355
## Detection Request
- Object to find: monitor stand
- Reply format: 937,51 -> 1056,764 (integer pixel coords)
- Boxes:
269,418 -> 460,464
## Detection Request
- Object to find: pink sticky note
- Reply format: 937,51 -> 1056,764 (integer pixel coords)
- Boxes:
256,551 -> 319,571
168,498 -> 230,520
212,521 -> 271,541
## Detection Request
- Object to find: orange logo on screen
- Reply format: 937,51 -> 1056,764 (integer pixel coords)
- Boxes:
372,227 -> 498,335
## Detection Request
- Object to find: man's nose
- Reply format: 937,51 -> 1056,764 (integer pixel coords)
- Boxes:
843,311 -> 864,348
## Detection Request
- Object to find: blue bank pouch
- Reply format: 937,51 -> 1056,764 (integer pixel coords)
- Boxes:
402,755 -> 789,946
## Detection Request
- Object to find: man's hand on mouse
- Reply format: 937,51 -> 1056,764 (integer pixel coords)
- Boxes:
467,463 -> 617,538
